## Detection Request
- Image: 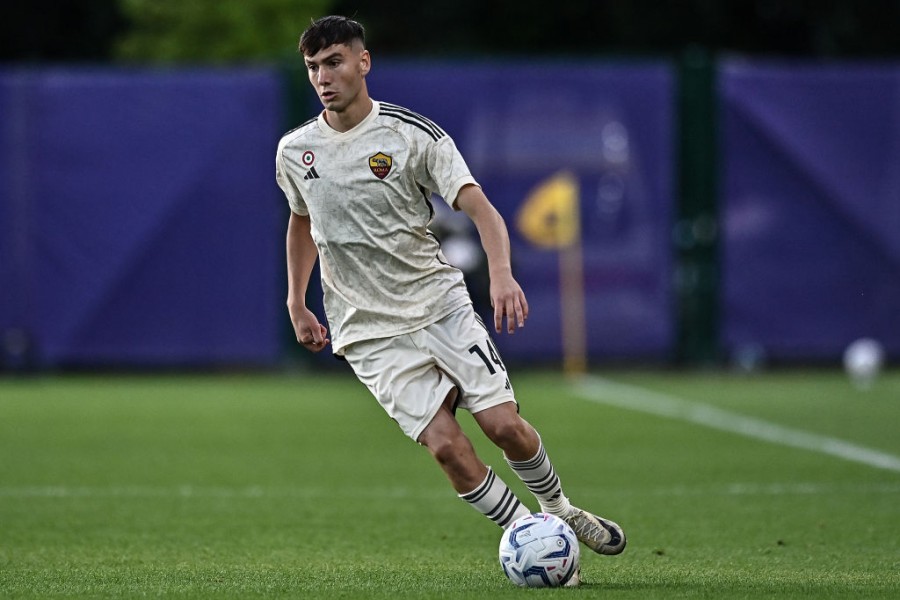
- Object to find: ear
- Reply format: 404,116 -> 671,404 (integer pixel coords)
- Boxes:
359,49 -> 371,77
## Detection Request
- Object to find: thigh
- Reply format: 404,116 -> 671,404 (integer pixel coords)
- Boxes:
343,333 -> 457,441
416,395 -> 462,448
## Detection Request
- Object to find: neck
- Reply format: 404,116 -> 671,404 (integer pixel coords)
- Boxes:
325,95 -> 373,133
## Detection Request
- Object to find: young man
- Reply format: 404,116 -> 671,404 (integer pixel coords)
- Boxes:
276,15 -> 626,566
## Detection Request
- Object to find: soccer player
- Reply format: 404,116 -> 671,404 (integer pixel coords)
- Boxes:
276,15 -> 626,563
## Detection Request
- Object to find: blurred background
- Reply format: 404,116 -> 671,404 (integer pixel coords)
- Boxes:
1,0 -> 898,373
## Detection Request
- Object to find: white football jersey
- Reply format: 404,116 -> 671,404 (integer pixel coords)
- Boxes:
276,100 -> 477,354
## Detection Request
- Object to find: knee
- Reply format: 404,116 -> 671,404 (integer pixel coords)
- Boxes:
424,430 -> 473,468
484,416 -> 532,451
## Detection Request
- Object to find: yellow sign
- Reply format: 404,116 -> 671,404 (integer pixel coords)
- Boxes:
516,171 -> 580,248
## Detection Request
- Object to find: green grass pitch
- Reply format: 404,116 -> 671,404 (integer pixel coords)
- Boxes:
1,369 -> 898,598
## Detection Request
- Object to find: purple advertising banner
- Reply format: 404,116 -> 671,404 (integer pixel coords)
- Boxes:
720,61 -> 900,360
0,69 -> 284,367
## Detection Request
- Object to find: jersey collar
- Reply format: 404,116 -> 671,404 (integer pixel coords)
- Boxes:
317,100 -> 380,138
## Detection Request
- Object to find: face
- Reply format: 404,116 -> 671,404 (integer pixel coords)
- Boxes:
304,42 -> 370,114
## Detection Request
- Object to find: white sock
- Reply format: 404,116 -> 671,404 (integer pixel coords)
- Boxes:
506,442 -> 572,517
459,467 -> 531,528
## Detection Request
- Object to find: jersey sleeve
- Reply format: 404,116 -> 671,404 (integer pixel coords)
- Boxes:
275,147 -> 308,216
424,135 -> 479,210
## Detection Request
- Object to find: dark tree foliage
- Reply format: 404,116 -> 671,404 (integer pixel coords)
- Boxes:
114,0 -> 331,64
3,0 -> 900,62
0,0 -> 127,62
331,0 -> 900,58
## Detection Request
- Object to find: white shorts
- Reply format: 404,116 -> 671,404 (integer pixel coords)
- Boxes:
343,305 -> 516,441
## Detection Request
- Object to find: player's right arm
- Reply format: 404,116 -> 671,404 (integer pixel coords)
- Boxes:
286,212 -> 329,352
455,184 -> 528,335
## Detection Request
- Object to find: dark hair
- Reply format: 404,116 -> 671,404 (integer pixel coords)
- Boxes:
299,15 -> 365,56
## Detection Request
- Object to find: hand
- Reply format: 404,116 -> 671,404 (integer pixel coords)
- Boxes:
490,274 -> 529,334
289,305 -> 330,353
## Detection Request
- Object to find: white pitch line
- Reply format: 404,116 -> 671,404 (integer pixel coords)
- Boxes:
572,376 -> 900,474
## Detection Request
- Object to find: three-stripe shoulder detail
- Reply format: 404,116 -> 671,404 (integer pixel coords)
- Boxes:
379,103 -> 446,142
281,116 -> 317,140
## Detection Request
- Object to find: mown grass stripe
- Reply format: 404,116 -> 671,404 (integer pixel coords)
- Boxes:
3,481 -> 899,499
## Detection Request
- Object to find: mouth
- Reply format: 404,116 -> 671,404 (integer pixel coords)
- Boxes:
321,90 -> 337,102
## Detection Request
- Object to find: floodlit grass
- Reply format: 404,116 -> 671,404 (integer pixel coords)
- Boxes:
1,369 -> 898,598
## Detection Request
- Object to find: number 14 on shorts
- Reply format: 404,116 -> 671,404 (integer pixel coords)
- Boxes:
469,340 -> 512,390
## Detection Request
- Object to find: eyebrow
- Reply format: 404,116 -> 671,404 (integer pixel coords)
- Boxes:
305,51 -> 344,66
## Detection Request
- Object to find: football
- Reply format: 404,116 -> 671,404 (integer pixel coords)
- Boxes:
843,337 -> 884,389
498,512 -> 580,587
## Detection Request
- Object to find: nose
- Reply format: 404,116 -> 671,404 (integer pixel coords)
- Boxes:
316,68 -> 329,86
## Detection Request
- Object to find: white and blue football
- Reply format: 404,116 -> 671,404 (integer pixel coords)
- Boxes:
498,512 -> 580,587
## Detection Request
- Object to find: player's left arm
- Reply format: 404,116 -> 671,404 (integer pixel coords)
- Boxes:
456,184 -> 528,334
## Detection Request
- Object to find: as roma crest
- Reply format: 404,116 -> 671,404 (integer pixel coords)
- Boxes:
368,152 -> 393,179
